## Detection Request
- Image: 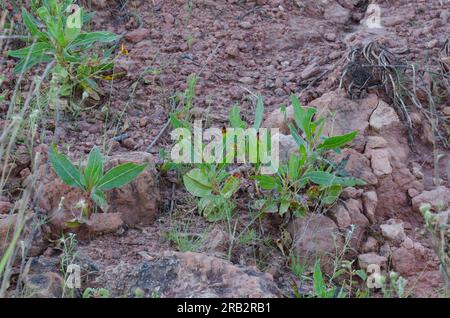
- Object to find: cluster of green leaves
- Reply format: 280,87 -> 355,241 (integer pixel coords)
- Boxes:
181,94 -> 265,221
183,163 -> 240,222
254,95 -> 365,217
164,229 -> 204,253
8,0 -> 118,100
228,94 -> 264,131
82,288 -> 110,298
49,145 -> 147,218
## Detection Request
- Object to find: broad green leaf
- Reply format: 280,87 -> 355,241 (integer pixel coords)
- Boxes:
313,117 -> 326,142
49,145 -> 83,188
302,171 -> 365,187
303,108 -> 317,141
318,131 -> 358,150
183,168 -> 212,197
291,94 -> 306,133
67,32 -> 118,50
62,49 -> 82,63
198,195 -> 231,222
288,154 -> 300,181
321,184 -> 342,205
21,8 -> 47,41
36,7 -> 51,25
302,171 -> 338,186
279,197 -> 290,216
229,104 -> 246,129
169,113 -> 185,129
91,189 -> 108,211
253,175 -> 276,190
65,27 -> 81,46
291,95 -> 317,140
220,175 -> 240,198
288,123 -> 306,148
84,146 -> 103,191
8,42 -> 53,59
65,219 -> 82,228
13,54 -> 53,73
313,260 -> 330,298
47,17 -> 65,47
91,61 -> 114,73
253,95 -> 264,130
299,144 -> 307,166
43,0 -> 58,14
97,162 -> 147,190
355,269 -> 367,281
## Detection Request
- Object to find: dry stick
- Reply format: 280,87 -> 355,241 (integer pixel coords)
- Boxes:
145,40 -> 223,153
0,35 -> 31,40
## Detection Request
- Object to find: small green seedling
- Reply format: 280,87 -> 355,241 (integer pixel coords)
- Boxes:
82,287 -> 110,298
169,74 -> 198,129
8,0 -> 118,100
50,145 -> 147,220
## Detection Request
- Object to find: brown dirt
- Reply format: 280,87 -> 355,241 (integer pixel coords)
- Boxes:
1,0 -> 449,298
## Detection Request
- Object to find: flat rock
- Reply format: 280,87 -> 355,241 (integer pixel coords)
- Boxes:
358,253 -> 387,270
380,219 -> 406,244
287,214 -> 343,274
93,251 -> 282,298
370,149 -> 392,177
411,186 -> 450,212
369,101 -> 400,132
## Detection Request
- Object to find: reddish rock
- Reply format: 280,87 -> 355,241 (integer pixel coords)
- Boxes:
125,28 -> 151,43
369,101 -> 400,132
412,186 -> 450,212
358,253 -> 387,270
391,241 -> 438,277
328,148 -> 378,185
361,236 -> 379,253
288,214 -> 343,274
329,204 -> 351,229
23,272 -> 63,298
362,191 -> 377,223
0,201 -> 12,214
36,152 -> 161,236
380,219 -> 406,244
345,199 -> 369,250
263,90 -> 378,139
370,149 -> 392,177
94,251 -> 282,298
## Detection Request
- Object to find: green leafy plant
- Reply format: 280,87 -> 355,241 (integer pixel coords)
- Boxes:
8,0 -> 118,100
254,95 -> 365,217
49,145 -> 147,220
180,93 -> 265,221
164,229 -> 203,253
311,260 -> 344,298
82,288 -> 110,298
183,163 -> 240,222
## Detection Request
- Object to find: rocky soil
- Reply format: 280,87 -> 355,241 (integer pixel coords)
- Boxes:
1,0 -> 449,298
